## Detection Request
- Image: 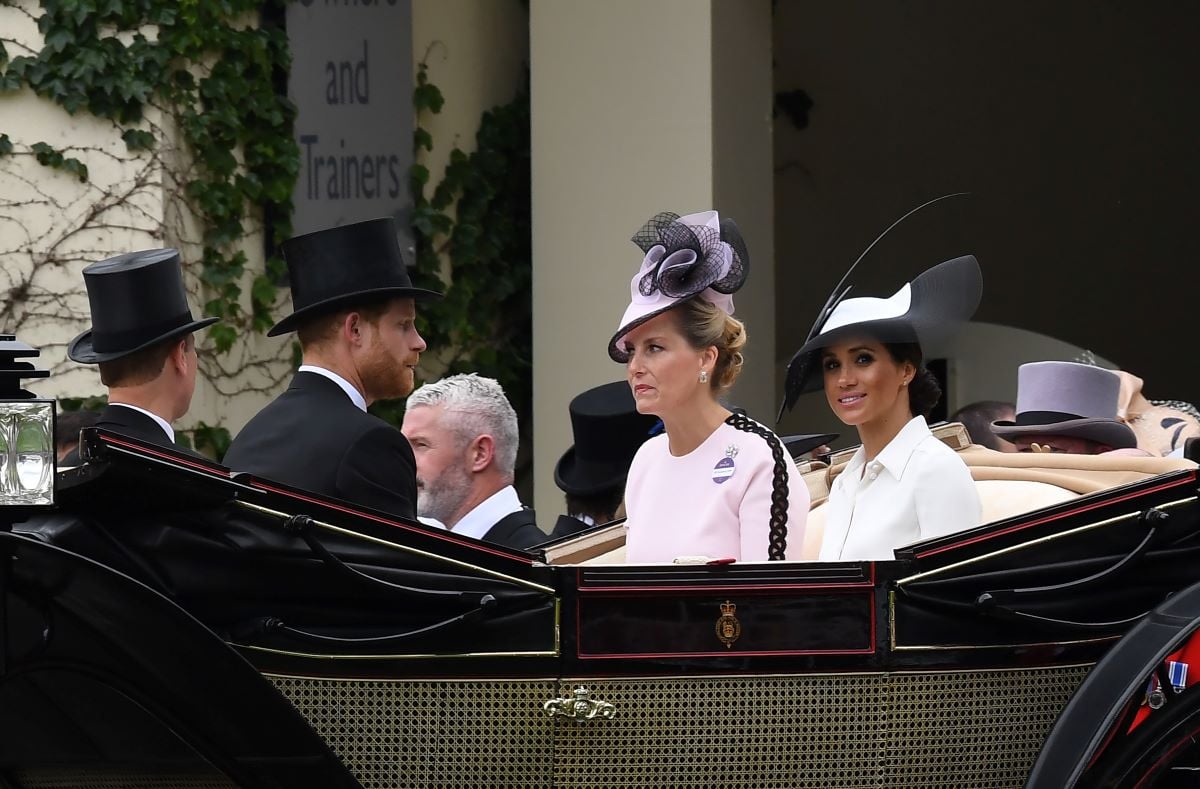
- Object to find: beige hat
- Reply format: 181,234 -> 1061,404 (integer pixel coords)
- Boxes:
1114,371 -> 1200,457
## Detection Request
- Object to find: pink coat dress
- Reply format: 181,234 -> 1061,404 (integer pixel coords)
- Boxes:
623,419 -> 810,563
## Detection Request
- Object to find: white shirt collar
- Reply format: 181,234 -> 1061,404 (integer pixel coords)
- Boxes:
299,365 -> 367,412
451,485 -> 525,540
109,402 -> 175,443
820,413 -> 980,562
870,415 -> 932,481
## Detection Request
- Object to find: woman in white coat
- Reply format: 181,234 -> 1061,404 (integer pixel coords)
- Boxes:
780,256 -> 983,561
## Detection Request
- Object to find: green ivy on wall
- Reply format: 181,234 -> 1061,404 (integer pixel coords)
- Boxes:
372,60 -> 532,430
0,0 -> 299,352
2,3 -> 533,459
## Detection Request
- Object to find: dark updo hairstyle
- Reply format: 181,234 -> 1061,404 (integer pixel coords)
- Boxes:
883,342 -> 942,418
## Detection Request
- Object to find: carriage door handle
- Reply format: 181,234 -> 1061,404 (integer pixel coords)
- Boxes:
543,686 -> 616,722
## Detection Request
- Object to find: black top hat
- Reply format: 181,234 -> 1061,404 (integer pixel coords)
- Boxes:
555,381 -> 661,496
268,217 -> 442,336
67,248 -> 217,364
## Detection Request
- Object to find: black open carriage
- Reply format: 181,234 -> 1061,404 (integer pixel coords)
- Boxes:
2,415 -> 1200,789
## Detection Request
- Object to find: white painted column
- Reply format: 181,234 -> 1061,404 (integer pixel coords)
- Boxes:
530,0 -> 773,523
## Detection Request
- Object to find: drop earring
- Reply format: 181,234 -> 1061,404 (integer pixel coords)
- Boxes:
699,370 -> 709,384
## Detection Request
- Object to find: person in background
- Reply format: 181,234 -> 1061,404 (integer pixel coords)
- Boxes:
223,218 -> 440,519
55,409 -> 101,464
62,249 -> 216,465
780,256 -> 983,562
991,361 -> 1138,455
951,400 -> 1017,452
550,380 -> 660,539
401,373 -> 545,551
781,433 -> 838,463
1114,370 -> 1200,458
613,210 -> 809,563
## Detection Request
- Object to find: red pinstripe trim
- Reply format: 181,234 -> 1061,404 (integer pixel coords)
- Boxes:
248,480 -> 532,563
576,562 -> 876,592
915,475 -> 1197,559
574,589 -> 877,659
578,582 -> 872,594
97,433 -> 533,564
99,434 -> 230,476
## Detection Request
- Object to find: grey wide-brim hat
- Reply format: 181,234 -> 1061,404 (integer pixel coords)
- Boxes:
991,361 -> 1137,449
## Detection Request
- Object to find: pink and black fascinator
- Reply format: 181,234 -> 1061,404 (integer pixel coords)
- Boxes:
608,210 -> 749,363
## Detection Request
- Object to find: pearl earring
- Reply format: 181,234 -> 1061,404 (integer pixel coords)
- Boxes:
699,370 -> 709,384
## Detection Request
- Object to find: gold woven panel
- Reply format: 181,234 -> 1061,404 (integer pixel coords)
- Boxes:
555,667 -> 1090,789
270,666 -> 1088,789
269,676 -> 556,789
555,674 -> 888,789
882,667 -> 1091,787
8,771 -> 235,789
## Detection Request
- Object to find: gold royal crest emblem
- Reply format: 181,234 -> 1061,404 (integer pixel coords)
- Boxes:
715,600 -> 741,648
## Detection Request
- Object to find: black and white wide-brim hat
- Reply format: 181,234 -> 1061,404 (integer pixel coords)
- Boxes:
608,210 -> 749,363
780,255 -> 982,412
991,361 -> 1137,449
67,248 -> 217,364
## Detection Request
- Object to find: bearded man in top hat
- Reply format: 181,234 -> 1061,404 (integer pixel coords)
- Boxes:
549,381 -> 660,539
991,361 -> 1138,455
62,248 -> 216,464
223,217 -> 440,519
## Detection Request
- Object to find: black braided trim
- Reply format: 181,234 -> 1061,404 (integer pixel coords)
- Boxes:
725,413 -> 790,560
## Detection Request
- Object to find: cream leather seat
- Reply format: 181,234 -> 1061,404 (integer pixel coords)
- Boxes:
557,424 -> 1196,565
797,423 -> 1197,559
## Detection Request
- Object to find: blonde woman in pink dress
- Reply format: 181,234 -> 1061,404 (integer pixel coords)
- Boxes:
610,211 -> 809,563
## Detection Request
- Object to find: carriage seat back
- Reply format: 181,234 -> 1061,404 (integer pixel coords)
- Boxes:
797,432 -> 1197,559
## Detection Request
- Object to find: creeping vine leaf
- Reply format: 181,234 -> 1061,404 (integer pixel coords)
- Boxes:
3,6 -> 533,469
376,59 -> 532,441
0,0 -> 299,352
30,141 -> 87,181
185,421 -> 233,459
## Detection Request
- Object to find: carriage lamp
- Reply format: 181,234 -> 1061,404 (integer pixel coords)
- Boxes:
0,401 -> 54,505
0,335 -> 54,507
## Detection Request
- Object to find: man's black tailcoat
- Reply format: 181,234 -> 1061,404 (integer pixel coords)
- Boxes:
483,507 -> 548,551
223,371 -> 417,519
61,404 -> 194,466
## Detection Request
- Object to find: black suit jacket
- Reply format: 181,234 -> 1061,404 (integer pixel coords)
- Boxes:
61,404 -> 195,466
549,514 -> 592,541
224,371 -> 417,519
482,508 -> 547,551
